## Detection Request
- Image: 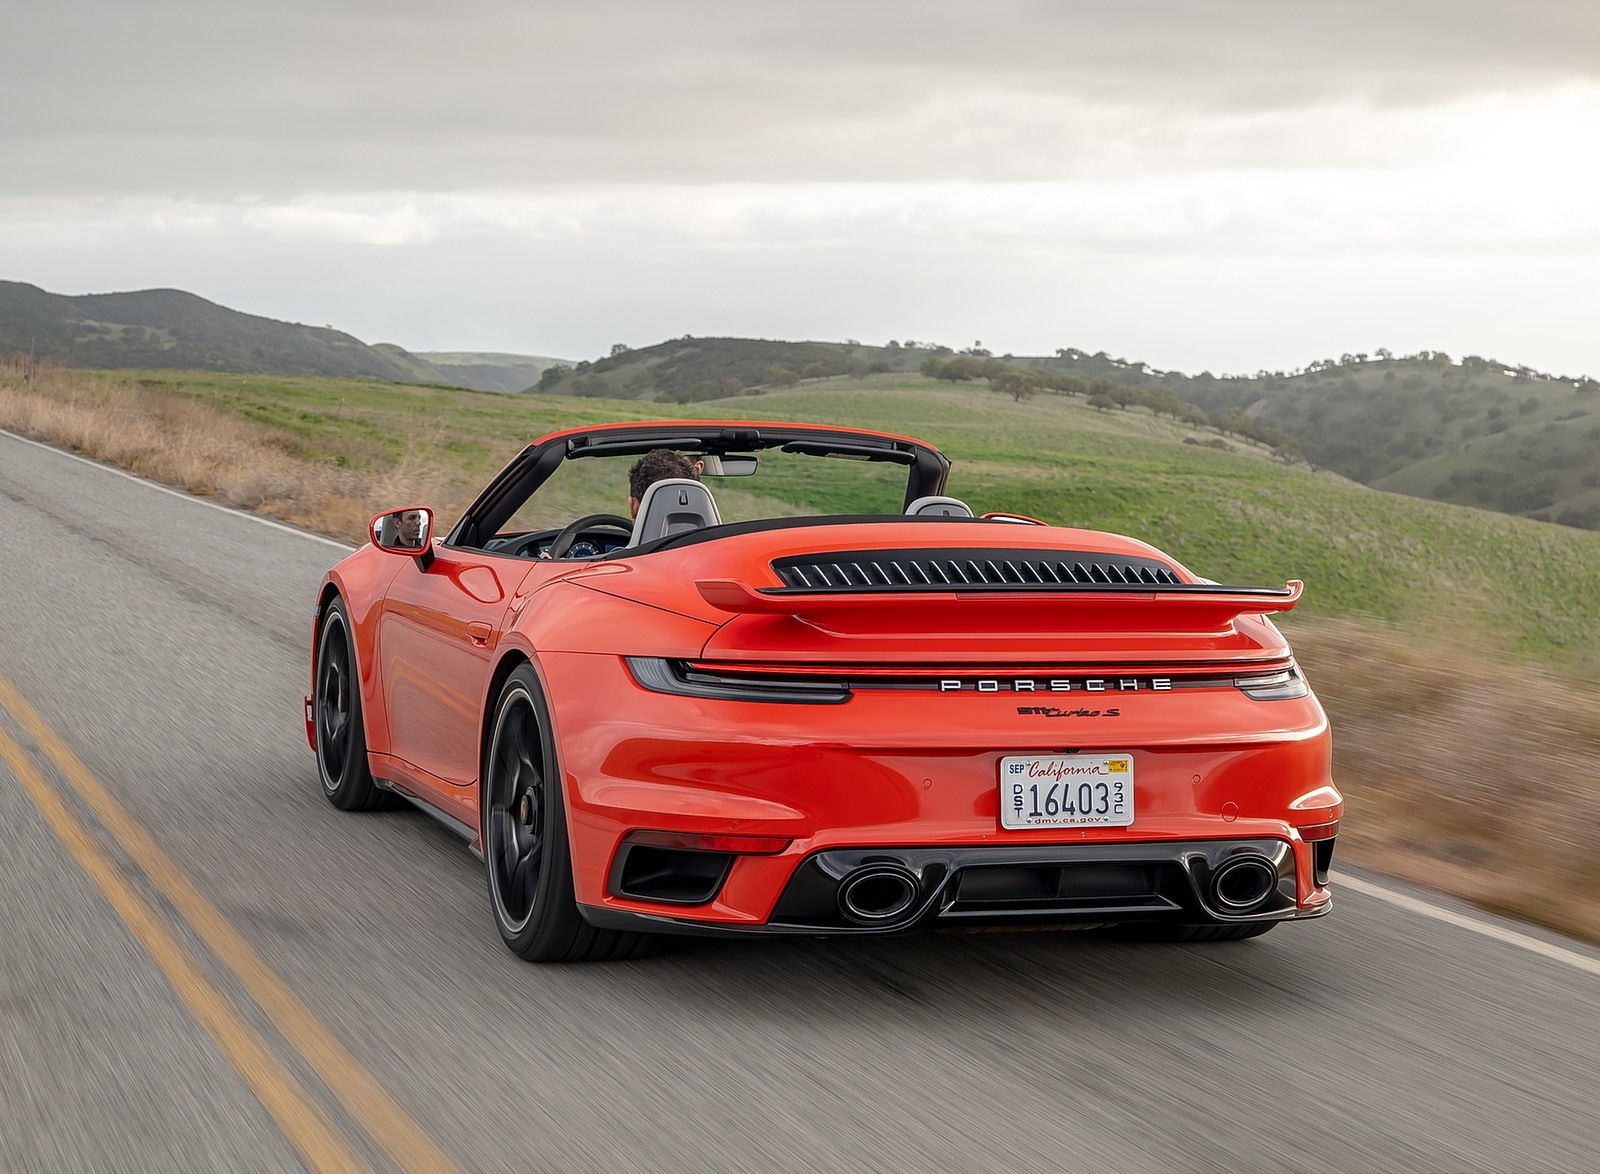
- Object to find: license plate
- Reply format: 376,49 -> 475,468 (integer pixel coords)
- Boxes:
999,754 -> 1134,829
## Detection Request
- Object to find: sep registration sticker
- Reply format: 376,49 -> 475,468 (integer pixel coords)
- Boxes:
999,753 -> 1135,829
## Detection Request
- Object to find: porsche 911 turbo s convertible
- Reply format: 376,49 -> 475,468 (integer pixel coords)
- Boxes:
307,420 -> 1340,962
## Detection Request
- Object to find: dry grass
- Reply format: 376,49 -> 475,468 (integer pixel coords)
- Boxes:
5,361 -> 1598,941
0,359 -> 471,540
1291,619 -> 1600,942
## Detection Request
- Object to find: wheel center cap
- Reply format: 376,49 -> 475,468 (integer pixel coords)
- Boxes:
518,793 -> 536,826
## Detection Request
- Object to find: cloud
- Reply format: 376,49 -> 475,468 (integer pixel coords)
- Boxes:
5,1 -> 1599,196
239,203 -> 443,246
4,1 -> 1597,378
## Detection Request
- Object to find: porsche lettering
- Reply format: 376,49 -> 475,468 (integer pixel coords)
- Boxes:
939,677 -> 1171,693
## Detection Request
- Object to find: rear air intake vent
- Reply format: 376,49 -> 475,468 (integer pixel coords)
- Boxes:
771,548 -> 1182,592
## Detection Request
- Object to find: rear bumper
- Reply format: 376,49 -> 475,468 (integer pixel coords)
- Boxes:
580,836 -> 1333,937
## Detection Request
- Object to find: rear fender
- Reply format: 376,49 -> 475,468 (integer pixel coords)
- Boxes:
515,582 -> 723,658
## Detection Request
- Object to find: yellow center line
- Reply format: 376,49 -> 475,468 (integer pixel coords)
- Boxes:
0,719 -> 370,1174
0,670 -> 458,1174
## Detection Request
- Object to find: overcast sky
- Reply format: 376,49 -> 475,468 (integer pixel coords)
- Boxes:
4,1 -> 1597,375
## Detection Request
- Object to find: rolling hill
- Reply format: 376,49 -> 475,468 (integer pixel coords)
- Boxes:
0,280 -> 434,382
536,338 -> 1600,530
0,281 -> 563,394
410,350 -> 566,394
1192,355 -> 1600,529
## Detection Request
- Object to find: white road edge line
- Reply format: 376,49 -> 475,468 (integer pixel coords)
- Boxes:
0,427 -> 355,553
1337,872 -> 1600,979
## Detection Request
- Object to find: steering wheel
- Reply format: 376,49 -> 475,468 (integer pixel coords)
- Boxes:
547,513 -> 634,559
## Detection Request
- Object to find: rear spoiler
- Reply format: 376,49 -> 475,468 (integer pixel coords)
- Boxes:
696,578 -> 1302,632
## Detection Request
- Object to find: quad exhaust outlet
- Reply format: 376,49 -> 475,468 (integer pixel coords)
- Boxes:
837,866 -> 920,925
1208,855 -> 1279,913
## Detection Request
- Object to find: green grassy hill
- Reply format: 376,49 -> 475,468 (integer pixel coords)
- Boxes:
1233,357 -> 1600,529
539,339 -> 1600,532
1,280 -> 570,395
533,337 -> 929,398
0,281 -> 430,382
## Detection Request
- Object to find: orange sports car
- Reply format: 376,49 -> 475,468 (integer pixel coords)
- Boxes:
307,421 -> 1339,962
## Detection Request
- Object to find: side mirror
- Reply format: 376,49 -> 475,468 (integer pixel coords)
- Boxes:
371,507 -> 435,566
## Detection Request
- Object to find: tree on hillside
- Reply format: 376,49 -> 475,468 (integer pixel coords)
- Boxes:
1046,371 -> 1090,397
1142,386 -> 1186,418
1212,406 -> 1253,437
537,363 -> 572,391
923,355 -> 982,382
762,364 -> 800,387
991,368 -> 1046,402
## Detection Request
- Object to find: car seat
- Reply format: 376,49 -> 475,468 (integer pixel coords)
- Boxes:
905,495 -> 974,517
628,478 -> 723,545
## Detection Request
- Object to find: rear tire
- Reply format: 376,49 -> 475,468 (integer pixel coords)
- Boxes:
314,599 -> 386,811
482,665 -> 653,962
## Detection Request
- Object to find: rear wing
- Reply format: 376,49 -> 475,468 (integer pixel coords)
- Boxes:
697,578 -> 1302,634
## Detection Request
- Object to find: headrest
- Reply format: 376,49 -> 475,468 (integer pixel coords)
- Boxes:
628,478 -> 722,545
905,495 -> 974,517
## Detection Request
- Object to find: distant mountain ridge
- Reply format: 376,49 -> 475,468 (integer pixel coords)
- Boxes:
375,346 -> 565,394
0,281 -> 563,393
0,281 -> 427,382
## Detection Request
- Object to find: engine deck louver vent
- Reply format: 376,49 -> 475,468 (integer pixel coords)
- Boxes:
771,548 -> 1183,592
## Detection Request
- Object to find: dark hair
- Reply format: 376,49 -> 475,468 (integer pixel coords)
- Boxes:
628,448 -> 698,500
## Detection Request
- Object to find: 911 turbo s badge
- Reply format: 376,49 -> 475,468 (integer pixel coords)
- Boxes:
1016,706 -> 1121,718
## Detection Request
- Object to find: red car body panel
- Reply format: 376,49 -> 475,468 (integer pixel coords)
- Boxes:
308,420 -> 1340,945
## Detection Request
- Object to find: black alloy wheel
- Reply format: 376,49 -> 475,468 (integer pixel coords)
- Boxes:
314,599 -> 384,811
482,665 -> 653,962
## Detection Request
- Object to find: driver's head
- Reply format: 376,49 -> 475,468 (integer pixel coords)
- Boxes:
396,509 -> 423,546
627,449 -> 699,518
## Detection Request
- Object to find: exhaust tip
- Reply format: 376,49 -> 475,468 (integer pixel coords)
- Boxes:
1209,856 -> 1278,913
838,866 -> 919,925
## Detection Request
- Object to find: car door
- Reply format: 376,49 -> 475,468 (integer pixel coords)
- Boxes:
377,547 -> 536,807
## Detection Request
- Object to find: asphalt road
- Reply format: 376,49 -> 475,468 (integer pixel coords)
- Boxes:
2,426 -> 1598,1174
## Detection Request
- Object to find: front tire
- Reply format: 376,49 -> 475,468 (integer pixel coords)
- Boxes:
482,665 -> 652,962
314,599 -> 385,811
